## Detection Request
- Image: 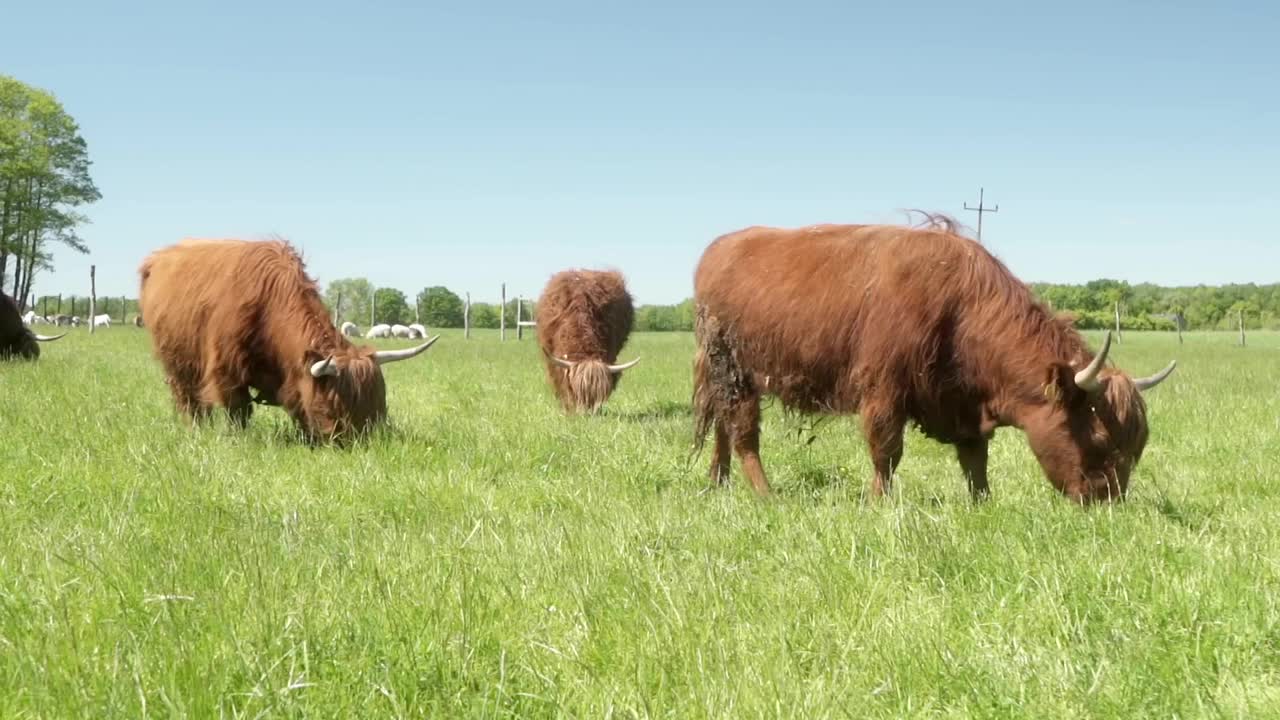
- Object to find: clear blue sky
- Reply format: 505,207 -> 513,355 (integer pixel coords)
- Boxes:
4,0 -> 1277,305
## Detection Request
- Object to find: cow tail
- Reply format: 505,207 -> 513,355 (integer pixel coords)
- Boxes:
690,304 -> 716,457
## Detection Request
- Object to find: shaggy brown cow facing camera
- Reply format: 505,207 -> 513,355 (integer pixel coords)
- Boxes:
692,218 -> 1177,503
139,239 -> 438,441
536,269 -> 640,413
1,291 -> 65,360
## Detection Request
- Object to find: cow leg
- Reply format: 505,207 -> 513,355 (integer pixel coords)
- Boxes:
166,371 -> 210,423
728,395 -> 770,496
225,387 -> 255,429
956,439 -> 990,501
861,410 -> 905,498
708,421 -> 731,488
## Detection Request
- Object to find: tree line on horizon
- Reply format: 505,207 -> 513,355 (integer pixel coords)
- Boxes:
315,278 -> 1280,333
30,278 -> 1280,332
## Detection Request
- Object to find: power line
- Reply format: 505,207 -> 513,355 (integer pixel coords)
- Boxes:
964,187 -> 999,242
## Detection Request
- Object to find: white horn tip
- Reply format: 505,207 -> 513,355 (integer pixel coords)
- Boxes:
607,356 -> 641,373
310,357 -> 338,377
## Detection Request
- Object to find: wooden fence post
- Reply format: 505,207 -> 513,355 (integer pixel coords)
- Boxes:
464,292 -> 471,339
89,266 -> 97,335
333,290 -> 342,325
517,297 -> 524,340
1114,301 -> 1122,343
370,288 -> 376,328
1239,309 -> 1246,347
500,283 -> 506,341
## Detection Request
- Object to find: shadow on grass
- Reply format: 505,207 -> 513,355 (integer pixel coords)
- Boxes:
610,400 -> 692,423
1150,494 -> 1219,532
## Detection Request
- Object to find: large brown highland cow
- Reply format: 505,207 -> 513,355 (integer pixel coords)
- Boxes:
139,238 -> 437,441
1,291 -> 64,360
693,218 -> 1177,503
536,269 -> 640,413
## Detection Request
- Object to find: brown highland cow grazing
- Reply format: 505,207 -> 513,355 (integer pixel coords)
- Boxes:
139,238 -> 438,441
536,269 -> 640,413
1,291 -> 64,360
693,217 -> 1177,503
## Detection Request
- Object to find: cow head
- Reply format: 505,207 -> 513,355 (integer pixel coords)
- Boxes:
297,335 -> 439,441
1023,331 -> 1176,503
546,352 -> 640,413
1,330 -> 66,360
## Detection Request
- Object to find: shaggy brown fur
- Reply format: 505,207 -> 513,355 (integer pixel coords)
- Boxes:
139,238 -> 410,441
536,269 -> 637,413
692,220 -> 1176,503
1,291 -> 59,360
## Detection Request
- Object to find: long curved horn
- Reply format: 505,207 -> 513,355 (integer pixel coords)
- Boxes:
310,356 -> 339,377
1133,360 -> 1177,392
606,357 -> 640,374
547,353 -> 576,369
373,335 -> 439,365
1073,330 -> 1112,392
33,332 -> 66,342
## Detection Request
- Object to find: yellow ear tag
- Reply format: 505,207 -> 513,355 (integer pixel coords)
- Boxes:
1043,382 -> 1061,403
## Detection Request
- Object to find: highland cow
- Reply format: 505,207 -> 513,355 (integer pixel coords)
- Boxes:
1,291 -> 65,359
536,269 -> 640,413
138,238 -> 438,441
692,218 -> 1177,503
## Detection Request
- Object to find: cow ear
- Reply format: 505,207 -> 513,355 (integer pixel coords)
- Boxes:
1043,363 -> 1085,408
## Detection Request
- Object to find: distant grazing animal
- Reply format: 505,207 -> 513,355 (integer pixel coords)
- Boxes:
391,324 -> 413,338
92,313 -> 112,328
692,218 -> 1177,503
365,323 -> 392,339
71,316 -> 82,327
138,238 -> 439,441
1,291 -> 65,359
536,269 -> 639,413
408,323 -> 427,339
21,310 -> 35,326
340,321 -> 359,337
54,314 -> 72,327
134,315 -> 144,327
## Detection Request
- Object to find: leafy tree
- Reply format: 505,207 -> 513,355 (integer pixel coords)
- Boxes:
324,277 -> 373,326
374,288 -> 410,325
504,298 -> 534,329
417,286 -> 464,327
469,302 -> 500,329
0,75 -> 101,309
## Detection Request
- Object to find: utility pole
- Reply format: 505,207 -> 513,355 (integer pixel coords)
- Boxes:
964,187 -> 999,243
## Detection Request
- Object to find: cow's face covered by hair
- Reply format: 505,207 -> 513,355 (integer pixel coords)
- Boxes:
1,291 -> 65,360
299,337 -> 438,441
545,354 -> 641,414
295,347 -> 388,441
1021,333 -> 1175,503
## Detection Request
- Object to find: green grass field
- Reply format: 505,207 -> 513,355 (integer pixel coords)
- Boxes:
2,328 -> 1279,718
